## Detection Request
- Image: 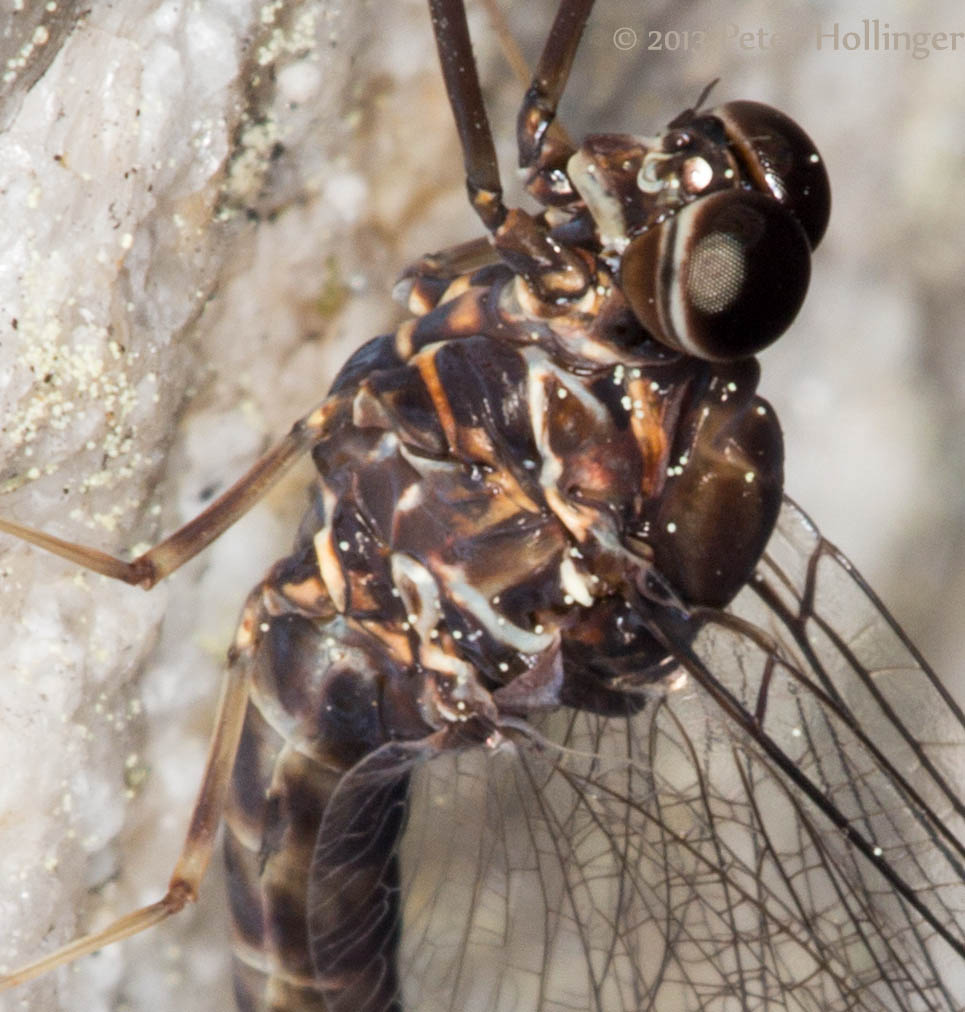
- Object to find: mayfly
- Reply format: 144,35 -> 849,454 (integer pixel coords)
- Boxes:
1,1 -> 964,1011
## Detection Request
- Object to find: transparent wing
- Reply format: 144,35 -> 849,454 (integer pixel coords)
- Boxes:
391,497 -> 965,1011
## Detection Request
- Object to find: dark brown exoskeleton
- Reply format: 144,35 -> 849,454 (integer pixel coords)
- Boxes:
3,1 -> 965,1011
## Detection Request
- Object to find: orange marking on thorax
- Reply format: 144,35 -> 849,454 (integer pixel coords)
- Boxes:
415,349 -> 459,451
441,287 -> 487,333
625,375 -> 671,499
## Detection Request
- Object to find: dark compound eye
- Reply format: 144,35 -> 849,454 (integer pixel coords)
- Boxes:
620,190 -> 811,361
710,100 -> 831,250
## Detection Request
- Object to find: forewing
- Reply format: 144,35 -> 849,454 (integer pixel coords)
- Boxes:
393,497 -> 965,1011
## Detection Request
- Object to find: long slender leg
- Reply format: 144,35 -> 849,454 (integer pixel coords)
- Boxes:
0,399 -> 337,589
517,0 -> 595,168
427,0 -> 592,301
427,0 -> 506,231
477,0 -> 575,151
0,587 -> 266,993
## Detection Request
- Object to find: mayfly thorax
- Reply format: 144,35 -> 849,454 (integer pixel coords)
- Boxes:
1,2 -> 964,1012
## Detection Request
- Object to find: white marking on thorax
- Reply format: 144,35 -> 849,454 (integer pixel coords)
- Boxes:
432,557 -> 555,655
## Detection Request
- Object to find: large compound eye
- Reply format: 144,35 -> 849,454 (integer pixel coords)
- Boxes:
620,190 -> 811,361
711,100 -> 831,249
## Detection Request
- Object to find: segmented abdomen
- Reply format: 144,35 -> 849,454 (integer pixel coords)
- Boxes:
223,603 -> 422,1012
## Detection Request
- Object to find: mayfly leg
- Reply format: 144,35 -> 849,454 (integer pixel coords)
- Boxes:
0,611 -> 251,989
0,401 -> 335,590
0,400 -> 335,991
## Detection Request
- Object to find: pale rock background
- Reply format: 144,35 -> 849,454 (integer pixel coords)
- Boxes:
0,1 -> 962,1010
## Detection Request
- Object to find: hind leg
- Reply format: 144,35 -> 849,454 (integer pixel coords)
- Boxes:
0,586 -> 277,996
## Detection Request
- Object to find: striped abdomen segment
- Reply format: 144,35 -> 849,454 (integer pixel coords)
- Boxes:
224,578 -> 429,1012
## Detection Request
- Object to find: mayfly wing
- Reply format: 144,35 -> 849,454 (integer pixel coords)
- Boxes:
640,496 -> 965,1009
322,497 -> 963,1011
